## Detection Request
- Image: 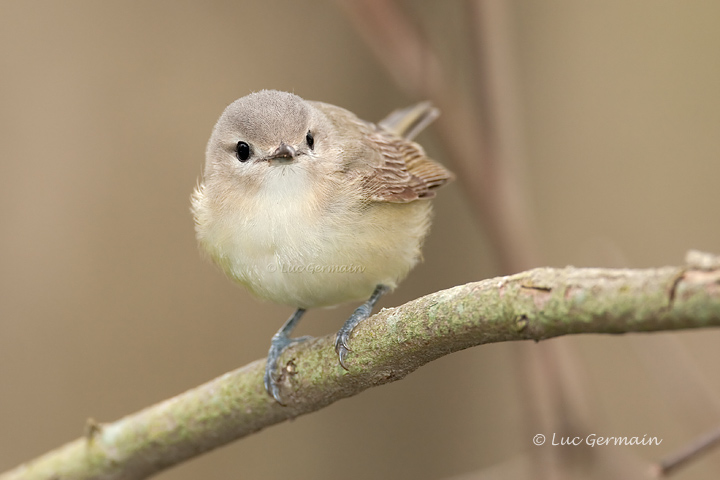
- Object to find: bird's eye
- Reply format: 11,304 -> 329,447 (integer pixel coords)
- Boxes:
236,141 -> 251,162
306,131 -> 314,150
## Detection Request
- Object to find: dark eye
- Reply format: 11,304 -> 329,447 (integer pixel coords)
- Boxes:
306,131 -> 314,150
236,141 -> 251,162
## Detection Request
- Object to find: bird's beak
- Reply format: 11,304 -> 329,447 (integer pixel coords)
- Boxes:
267,142 -> 296,162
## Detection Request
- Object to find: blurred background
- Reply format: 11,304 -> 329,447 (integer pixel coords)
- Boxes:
1,1 -> 719,479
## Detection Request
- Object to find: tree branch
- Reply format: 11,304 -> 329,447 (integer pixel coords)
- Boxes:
3,261 -> 720,480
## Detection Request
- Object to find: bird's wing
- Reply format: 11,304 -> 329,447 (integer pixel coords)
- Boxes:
361,130 -> 454,203
309,99 -> 454,204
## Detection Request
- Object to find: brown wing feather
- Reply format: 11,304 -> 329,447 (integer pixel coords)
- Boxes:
363,130 -> 454,203
311,99 -> 454,204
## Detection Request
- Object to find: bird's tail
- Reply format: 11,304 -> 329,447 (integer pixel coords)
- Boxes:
378,101 -> 439,141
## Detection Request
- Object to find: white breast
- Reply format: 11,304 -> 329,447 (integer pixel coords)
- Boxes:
194,164 -> 430,309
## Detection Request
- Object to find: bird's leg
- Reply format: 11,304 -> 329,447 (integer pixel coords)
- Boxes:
264,308 -> 311,404
334,284 -> 389,369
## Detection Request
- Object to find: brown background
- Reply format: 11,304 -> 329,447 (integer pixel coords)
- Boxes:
1,1 -> 719,479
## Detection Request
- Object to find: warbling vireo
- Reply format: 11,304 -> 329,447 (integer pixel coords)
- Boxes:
192,90 -> 453,403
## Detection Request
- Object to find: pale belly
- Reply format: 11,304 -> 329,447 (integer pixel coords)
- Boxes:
194,166 -> 433,309
204,198 -> 431,309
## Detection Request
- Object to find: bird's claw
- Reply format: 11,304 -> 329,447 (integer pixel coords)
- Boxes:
264,334 -> 311,404
334,330 -> 353,370
334,301 -> 374,370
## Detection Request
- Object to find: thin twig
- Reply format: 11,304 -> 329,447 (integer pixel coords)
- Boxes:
338,0 -> 538,272
2,263 -> 719,480
653,426 -> 720,476
466,4 -> 573,478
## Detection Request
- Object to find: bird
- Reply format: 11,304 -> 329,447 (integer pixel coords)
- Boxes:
192,90 -> 453,403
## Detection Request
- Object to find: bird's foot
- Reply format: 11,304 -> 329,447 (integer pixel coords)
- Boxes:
334,303 -> 372,370
264,333 -> 311,405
